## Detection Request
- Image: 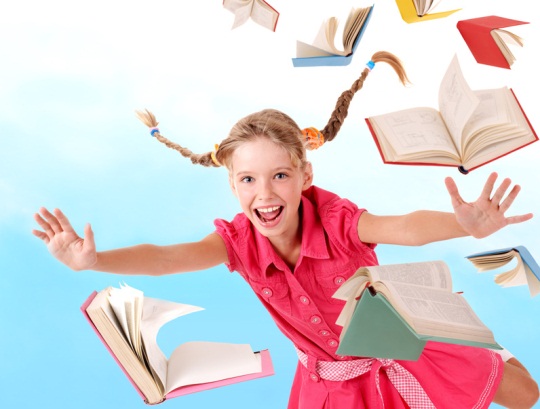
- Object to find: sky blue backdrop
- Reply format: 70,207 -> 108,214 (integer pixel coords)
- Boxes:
1,0 -> 539,408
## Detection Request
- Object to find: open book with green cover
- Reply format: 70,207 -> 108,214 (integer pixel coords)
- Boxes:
82,284 -> 273,405
333,261 -> 501,360
365,54 -> 538,174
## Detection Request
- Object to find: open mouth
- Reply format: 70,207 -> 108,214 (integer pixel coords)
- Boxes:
255,206 -> 283,223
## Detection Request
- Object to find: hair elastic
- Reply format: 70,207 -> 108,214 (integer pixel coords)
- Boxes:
366,60 -> 375,71
149,127 -> 160,137
210,144 -> 222,167
301,127 -> 325,150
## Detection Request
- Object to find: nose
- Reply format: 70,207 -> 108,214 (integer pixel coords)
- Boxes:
257,179 -> 274,200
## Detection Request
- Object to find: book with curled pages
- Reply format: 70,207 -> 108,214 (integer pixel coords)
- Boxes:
457,16 -> 529,69
222,0 -> 279,31
395,0 -> 461,24
466,245 -> 540,297
332,261 -> 501,360
365,54 -> 537,173
81,284 -> 274,404
292,5 -> 374,67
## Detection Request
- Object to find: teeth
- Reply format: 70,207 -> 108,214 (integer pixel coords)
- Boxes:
258,206 -> 280,213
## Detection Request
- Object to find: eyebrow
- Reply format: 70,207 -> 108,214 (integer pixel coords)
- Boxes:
234,166 -> 295,176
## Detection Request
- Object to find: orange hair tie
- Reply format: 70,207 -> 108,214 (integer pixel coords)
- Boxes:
301,127 -> 325,150
210,144 -> 222,167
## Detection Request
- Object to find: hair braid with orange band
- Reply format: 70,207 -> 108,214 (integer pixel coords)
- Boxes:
136,51 -> 409,168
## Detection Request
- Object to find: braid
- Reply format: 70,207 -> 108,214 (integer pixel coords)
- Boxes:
135,109 -> 218,167
320,51 -> 409,143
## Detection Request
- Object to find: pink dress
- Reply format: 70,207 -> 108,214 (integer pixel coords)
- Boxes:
214,185 -> 502,408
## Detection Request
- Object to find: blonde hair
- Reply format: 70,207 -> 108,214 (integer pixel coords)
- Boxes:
136,51 -> 408,170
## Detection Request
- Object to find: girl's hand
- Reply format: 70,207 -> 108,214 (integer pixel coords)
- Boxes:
445,172 -> 533,239
32,207 -> 97,271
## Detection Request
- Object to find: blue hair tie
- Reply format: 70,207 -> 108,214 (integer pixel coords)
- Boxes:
149,127 -> 160,137
366,60 -> 375,71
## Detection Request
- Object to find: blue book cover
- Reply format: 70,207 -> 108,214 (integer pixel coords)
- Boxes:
292,5 -> 374,68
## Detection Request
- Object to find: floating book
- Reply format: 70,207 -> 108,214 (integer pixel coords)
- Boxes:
466,245 -> 540,297
332,261 -> 501,360
81,284 -> 274,405
365,54 -> 538,173
292,5 -> 374,67
395,0 -> 460,24
457,16 -> 529,69
222,0 -> 279,31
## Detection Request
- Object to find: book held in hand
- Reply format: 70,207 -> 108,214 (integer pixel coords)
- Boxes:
292,5 -> 374,67
81,284 -> 274,405
222,0 -> 279,32
365,54 -> 538,173
457,16 -> 529,69
332,261 -> 501,360
395,0 -> 461,24
466,245 -> 540,297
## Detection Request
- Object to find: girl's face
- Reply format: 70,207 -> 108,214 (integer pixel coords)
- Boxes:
229,137 -> 312,244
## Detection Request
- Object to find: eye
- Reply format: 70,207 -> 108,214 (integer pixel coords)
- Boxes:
240,176 -> 254,183
275,172 -> 288,180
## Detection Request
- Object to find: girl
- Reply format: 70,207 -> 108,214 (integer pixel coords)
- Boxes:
33,52 -> 538,408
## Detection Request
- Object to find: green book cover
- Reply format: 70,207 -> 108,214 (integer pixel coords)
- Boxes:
337,290 -> 501,361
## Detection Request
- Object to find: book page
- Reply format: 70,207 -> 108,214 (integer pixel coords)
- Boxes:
459,88 -> 536,169
378,281 -> 494,343
310,17 -> 345,55
341,7 -> 369,54
367,260 -> 453,290
250,0 -> 279,31
223,0 -> 254,29
166,342 -> 262,393
140,297 -> 203,388
438,55 -> 479,156
108,284 -> 144,360
369,107 -> 461,163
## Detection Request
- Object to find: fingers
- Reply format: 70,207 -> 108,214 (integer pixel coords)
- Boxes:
83,223 -> 96,252
444,176 -> 463,207
506,213 -> 534,225
53,208 -> 76,234
479,172 -> 499,200
33,207 -> 75,240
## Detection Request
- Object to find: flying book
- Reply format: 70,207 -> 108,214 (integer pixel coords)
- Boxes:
466,245 -> 540,297
457,16 -> 529,69
395,0 -> 460,24
81,284 -> 274,405
222,0 -> 279,32
292,5 -> 374,67
365,54 -> 538,174
332,260 -> 501,360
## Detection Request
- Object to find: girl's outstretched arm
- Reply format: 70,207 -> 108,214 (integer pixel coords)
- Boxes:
32,207 -> 228,275
357,172 -> 533,246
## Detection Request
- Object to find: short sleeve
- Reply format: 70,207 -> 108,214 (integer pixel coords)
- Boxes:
214,218 -> 239,273
321,196 -> 376,255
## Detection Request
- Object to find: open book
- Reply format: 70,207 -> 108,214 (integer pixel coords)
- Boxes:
395,0 -> 461,24
222,0 -> 279,31
332,261 -> 501,360
457,16 -> 529,69
82,284 -> 273,405
292,5 -> 374,67
365,54 -> 538,173
467,246 -> 540,297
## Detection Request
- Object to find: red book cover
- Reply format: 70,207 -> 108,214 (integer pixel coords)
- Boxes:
457,16 -> 529,69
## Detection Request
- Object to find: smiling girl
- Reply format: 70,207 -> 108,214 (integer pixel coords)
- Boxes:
33,52 -> 538,408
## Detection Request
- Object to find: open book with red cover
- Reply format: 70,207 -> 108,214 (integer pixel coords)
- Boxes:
457,16 -> 529,69
365,55 -> 537,173
81,286 -> 274,405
